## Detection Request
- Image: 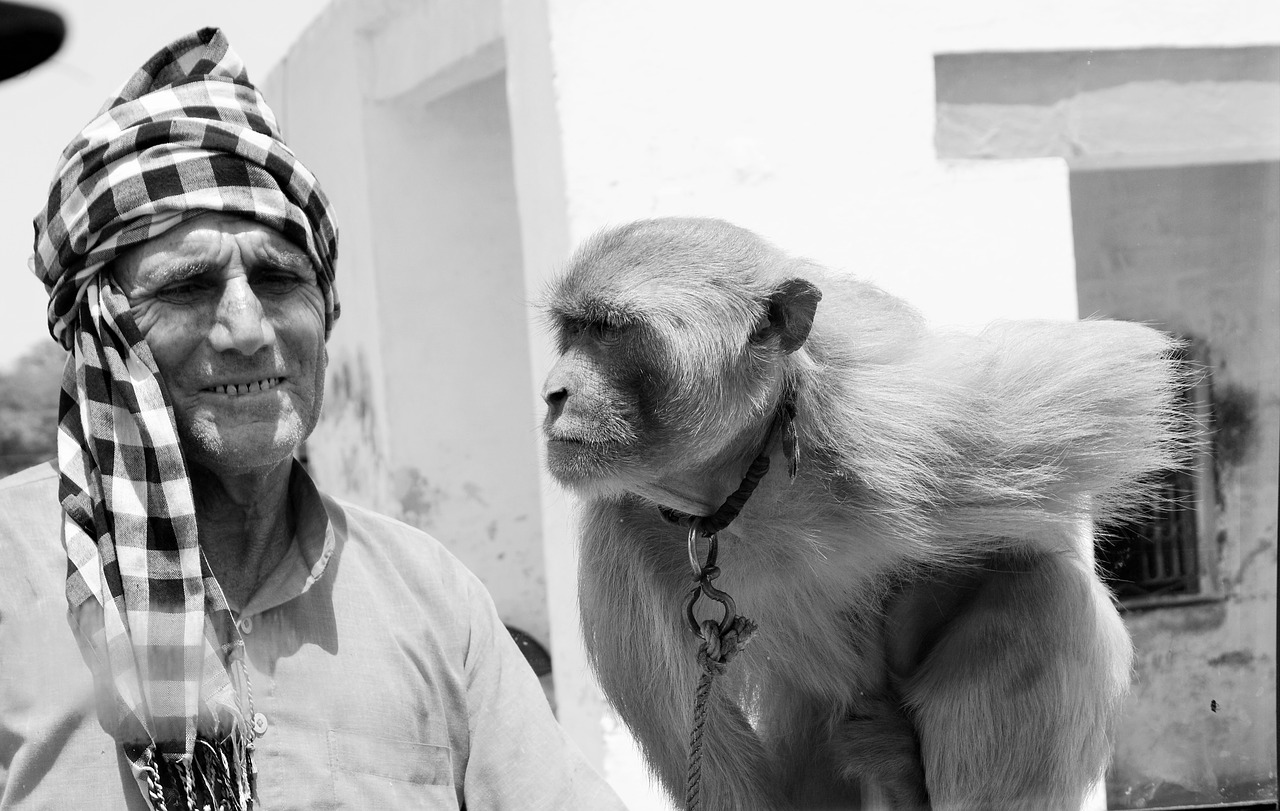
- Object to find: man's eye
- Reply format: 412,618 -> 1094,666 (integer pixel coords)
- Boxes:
254,272 -> 303,294
157,280 -> 209,303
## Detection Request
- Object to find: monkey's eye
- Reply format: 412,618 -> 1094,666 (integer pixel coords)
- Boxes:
591,323 -> 625,346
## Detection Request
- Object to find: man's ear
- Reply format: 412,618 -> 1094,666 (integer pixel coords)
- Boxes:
755,278 -> 822,354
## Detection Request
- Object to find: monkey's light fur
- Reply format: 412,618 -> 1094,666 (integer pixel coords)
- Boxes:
541,217 -> 1190,811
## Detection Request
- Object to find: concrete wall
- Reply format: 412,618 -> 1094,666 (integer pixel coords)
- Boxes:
362,72 -> 548,646
1073,161 -> 1279,807
936,47 -> 1280,168
264,0 -> 550,649
509,2 -> 1082,332
261,0 -> 397,517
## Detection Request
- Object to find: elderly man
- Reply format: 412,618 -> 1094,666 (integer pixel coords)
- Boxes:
0,28 -> 623,811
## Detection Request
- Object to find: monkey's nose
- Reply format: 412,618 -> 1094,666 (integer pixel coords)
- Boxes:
542,385 -> 569,418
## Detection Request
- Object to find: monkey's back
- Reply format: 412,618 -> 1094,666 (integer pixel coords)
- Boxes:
792,279 -> 1190,560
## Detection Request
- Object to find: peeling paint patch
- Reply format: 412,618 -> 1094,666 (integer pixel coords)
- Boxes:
1207,649 -> 1255,668
394,466 -> 447,530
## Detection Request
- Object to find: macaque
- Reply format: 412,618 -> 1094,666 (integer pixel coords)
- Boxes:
539,217 -> 1186,810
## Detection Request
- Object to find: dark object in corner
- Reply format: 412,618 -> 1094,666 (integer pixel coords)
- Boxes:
506,625 -> 552,677
0,1 -> 65,81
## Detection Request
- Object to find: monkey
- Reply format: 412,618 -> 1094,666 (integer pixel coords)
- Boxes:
539,217 -> 1187,810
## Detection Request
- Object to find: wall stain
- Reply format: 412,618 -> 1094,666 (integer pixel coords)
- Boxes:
310,347 -> 391,509
1211,382 -> 1255,468
1233,539 -> 1275,587
1207,650 -> 1255,668
394,466 -> 447,530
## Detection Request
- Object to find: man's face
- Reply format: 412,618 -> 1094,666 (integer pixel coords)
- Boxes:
112,212 -> 327,476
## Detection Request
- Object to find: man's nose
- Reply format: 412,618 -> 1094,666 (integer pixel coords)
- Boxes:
209,279 -> 276,355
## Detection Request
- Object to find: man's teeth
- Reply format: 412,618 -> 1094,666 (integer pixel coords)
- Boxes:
209,378 -> 281,395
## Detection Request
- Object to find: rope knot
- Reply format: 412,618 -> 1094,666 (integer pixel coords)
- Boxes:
685,612 -> 757,811
696,615 -> 757,675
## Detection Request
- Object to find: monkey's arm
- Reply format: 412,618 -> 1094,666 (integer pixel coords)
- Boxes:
892,545 -> 1131,811
578,503 -> 789,811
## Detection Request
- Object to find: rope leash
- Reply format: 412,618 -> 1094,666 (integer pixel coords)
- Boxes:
664,389 -> 799,810
682,529 -> 757,811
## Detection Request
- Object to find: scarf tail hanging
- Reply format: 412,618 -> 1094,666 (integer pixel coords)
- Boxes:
58,278 -> 257,811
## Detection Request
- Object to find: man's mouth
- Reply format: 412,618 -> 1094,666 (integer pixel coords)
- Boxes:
204,377 -> 283,396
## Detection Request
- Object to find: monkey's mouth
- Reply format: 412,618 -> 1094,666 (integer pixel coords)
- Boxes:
543,430 -> 626,483
545,435 -> 617,455
545,434 -> 585,444
543,424 -> 614,446
544,432 -> 588,446
545,433 -> 624,452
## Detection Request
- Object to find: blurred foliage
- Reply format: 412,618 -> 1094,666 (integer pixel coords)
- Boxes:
0,341 -> 65,477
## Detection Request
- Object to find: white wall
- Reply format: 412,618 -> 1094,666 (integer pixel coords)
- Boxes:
364,71 -> 549,645
263,0 -> 397,516
266,0 -> 550,646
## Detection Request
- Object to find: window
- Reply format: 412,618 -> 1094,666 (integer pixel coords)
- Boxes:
1096,342 -> 1218,607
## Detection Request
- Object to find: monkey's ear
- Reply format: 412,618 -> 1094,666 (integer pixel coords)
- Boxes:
757,278 -> 822,354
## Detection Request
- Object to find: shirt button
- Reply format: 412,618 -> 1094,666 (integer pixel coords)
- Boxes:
252,712 -> 269,737
238,616 -> 254,634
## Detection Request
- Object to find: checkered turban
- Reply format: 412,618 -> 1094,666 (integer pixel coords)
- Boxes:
28,28 -> 339,811
32,26 -> 339,345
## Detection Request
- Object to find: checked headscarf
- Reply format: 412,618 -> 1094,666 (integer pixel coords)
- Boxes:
29,27 -> 338,811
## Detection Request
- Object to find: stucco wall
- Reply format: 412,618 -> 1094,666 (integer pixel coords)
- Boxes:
363,71 -> 549,646
525,3 -> 1081,331
265,0 -> 550,647
1073,161 -> 1279,807
262,0 -> 398,517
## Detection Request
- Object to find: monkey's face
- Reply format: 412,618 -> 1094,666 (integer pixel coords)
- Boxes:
539,219 -> 822,498
540,307 -> 768,496
540,315 -> 657,488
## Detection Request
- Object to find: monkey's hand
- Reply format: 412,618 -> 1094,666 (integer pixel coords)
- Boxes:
831,693 -> 930,810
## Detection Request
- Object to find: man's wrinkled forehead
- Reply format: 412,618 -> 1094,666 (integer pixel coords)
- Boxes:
111,213 -> 315,287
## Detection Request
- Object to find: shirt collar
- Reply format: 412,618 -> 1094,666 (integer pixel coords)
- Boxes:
236,460 -> 337,618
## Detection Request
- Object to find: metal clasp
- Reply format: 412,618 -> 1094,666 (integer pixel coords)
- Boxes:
683,526 -> 738,637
